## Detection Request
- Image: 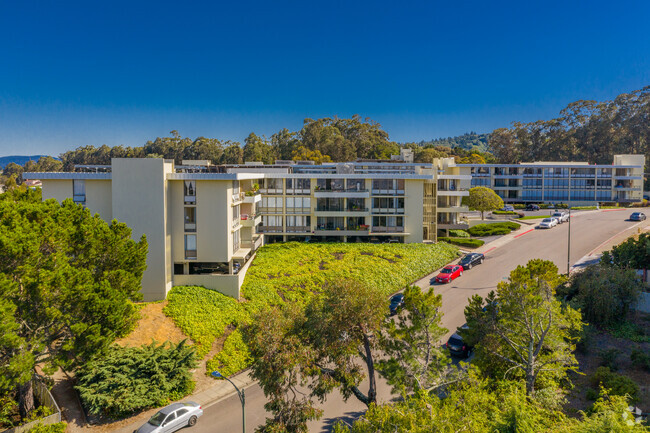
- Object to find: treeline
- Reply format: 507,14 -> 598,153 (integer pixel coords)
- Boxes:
489,86 -> 650,165
414,131 -> 490,152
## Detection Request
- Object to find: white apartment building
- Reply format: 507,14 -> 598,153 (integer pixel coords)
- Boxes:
461,154 -> 646,206
24,157 -> 470,301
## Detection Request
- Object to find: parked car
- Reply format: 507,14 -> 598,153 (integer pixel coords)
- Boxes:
446,325 -> 472,358
435,265 -> 463,283
459,253 -> 485,270
500,205 -> 515,212
538,218 -> 558,229
551,211 -> 569,223
135,402 -> 203,433
629,212 -> 647,221
389,293 -> 405,316
525,204 -> 540,211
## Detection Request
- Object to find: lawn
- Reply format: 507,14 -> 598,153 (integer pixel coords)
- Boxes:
164,242 -> 459,376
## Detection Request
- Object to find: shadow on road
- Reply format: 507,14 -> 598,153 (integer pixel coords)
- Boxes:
318,410 -> 366,433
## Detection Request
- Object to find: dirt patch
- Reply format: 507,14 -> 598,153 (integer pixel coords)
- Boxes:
395,254 -> 402,259
319,260 -> 327,270
361,251 -> 373,256
378,256 -> 396,263
332,252 -> 345,260
116,301 -> 190,347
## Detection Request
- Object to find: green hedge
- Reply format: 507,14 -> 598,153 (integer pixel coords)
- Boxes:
75,341 -> 196,418
448,229 -> 470,238
438,237 -> 485,248
492,210 -> 518,215
164,242 -> 460,374
468,222 -> 520,237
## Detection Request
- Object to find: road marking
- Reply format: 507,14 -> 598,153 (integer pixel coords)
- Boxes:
483,246 -> 496,254
514,228 -> 535,238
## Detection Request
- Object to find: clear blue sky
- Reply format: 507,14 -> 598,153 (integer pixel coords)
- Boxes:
1,0 -> 649,156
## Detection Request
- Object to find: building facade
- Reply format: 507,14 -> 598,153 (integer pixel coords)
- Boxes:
461,154 -> 645,205
24,157 -> 470,301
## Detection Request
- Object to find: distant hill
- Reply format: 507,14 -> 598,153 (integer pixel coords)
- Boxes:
0,155 -> 50,169
414,132 -> 491,152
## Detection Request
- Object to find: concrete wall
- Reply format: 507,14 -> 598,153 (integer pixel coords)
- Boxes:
404,179 -> 424,243
41,179 -> 72,203
111,158 -> 173,301
195,180 -> 233,262
85,180 -> 112,222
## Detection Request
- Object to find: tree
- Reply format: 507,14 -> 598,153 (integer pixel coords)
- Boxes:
467,187 -> 504,220
222,143 -> 244,164
244,281 -> 387,432
243,133 -> 275,164
271,128 -> 301,161
291,146 -> 333,164
463,259 -> 582,396
377,286 -> 454,394
0,189 -> 147,417
566,264 -> 642,327
602,233 -> 650,273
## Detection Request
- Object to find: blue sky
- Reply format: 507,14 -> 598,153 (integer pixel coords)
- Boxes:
1,0 -> 649,156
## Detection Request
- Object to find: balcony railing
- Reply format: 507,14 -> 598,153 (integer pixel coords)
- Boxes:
184,195 -> 196,204
285,207 -> 311,214
372,208 -> 405,214
258,226 -> 283,233
315,225 -> 346,231
316,207 -> 346,212
371,189 -> 405,195
372,226 -> 405,233
286,226 -> 311,233
286,188 -> 311,195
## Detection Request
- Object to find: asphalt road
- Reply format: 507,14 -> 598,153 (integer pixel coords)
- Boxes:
193,208 -> 648,433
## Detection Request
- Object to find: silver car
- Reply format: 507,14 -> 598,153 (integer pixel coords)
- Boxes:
135,402 -> 203,433
538,218 -> 558,229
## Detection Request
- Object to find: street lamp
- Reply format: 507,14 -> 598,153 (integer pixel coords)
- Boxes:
211,370 -> 245,433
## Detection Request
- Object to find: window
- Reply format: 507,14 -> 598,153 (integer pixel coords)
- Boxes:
176,409 -> 188,417
184,207 -> 196,232
286,178 -> 310,194
73,180 -> 86,204
261,215 -> 283,232
346,179 -> 366,191
185,235 -> 197,259
232,206 -> 240,228
261,196 -> 283,212
261,178 -> 283,193
174,263 -> 185,275
233,230 -> 240,253
372,216 -> 404,232
286,196 -> 310,213
164,413 -> 176,424
184,181 -> 196,204
286,215 -> 310,232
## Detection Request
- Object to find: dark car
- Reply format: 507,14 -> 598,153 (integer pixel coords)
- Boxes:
629,212 -> 646,221
525,204 -> 540,211
446,327 -> 472,358
459,253 -> 484,270
389,293 -> 405,316
435,265 -> 463,284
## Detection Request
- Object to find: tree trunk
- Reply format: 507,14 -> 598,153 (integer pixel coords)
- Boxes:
481,211 -> 485,220
362,334 -> 377,406
19,379 -> 35,419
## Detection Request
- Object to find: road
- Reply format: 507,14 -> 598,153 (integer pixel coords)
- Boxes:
195,209 -> 648,433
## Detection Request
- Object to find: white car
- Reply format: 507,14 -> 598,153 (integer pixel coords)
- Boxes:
135,402 -> 203,433
551,211 -> 569,223
538,218 -> 558,229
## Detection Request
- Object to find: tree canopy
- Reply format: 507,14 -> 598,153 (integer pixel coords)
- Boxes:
467,186 -> 504,219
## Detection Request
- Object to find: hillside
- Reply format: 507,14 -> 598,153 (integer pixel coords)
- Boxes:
0,155 -> 49,169
414,132 -> 491,152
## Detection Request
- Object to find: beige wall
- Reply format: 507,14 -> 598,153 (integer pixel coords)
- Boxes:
111,158 -> 173,301
196,180 -> 233,262
85,180 -> 112,222
404,179 -> 424,243
42,180 -> 72,203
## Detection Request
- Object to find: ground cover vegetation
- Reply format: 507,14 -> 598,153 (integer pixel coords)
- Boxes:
0,188 -> 149,425
75,341 -> 197,418
467,221 -> 520,236
163,242 -> 459,377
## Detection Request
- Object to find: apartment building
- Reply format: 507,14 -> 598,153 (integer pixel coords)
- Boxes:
461,154 -> 646,206
24,157 -> 470,301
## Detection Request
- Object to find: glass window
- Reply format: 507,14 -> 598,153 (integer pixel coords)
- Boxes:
185,235 -> 197,259
73,180 -> 86,203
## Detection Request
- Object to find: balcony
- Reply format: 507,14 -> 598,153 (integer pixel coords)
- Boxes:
240,213 -> 262,227
371,208 -> 405,214
258,226 -> 283,233
371,189 -> 405,196
437,188 -> 469,197
437,205 -> 470,213
314,188 -> 370,199
231,192 -> 245,205
242,235 -> 263,252
243,191 -> 262,204
286,225 -> 311,233
371,226 -> 405,233
286,188 -> 311,195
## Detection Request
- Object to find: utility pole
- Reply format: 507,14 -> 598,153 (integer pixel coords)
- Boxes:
567,207 -> 571,275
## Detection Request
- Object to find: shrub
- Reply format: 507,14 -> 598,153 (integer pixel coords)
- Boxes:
438,237 -> 485,248
492,210 -> 518,215
26,423 -> 67,433
608,321 -> 649,343
598,349 -> 621,371
630,349 -> 650,372
448,229 -> 470,238
206,329 -> 252,377
590,367 -> 639,403
468,222 -> 520,237
513,204 -> 526,209
75,341 -> 197,418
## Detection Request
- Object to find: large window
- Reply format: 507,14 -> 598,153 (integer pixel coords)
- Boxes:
316,198 -> 344,211
184,207 -> 196,232
371,179 -> 404,193
372,216 -> 404,232
73,180 -> 86,204
233,230 -> 240,253
261,178 -> 283,194
372,197 -> 404,213
184,234 -> 197,259
184,181 -> 196,204
316,217 -> 345,230
232,205 -> 240,228
286,215 -> 311,232
316,178 -> 344,191
261,215 -> 283,232
260,196 -> 283,213
286,178 -> 311,194
286,196 -> 311,213
346,179 -> 366,191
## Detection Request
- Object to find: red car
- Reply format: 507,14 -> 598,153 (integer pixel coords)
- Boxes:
435,265 -> 463,283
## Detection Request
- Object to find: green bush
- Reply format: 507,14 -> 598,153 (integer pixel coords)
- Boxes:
598,349 -> 621,371
165,242 -> 459,374
438,237 -> 485,248
513,204 -> 526,209
609,321 -> 649,343
448,229 -> 470,238
27,422 -> 67,433
75,341 -> 197,418
590,367 -> 639,403
492,210 -> 518,215
206,329 -> 252,377
468,222 -> 520,237
630,348 -> 650,372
